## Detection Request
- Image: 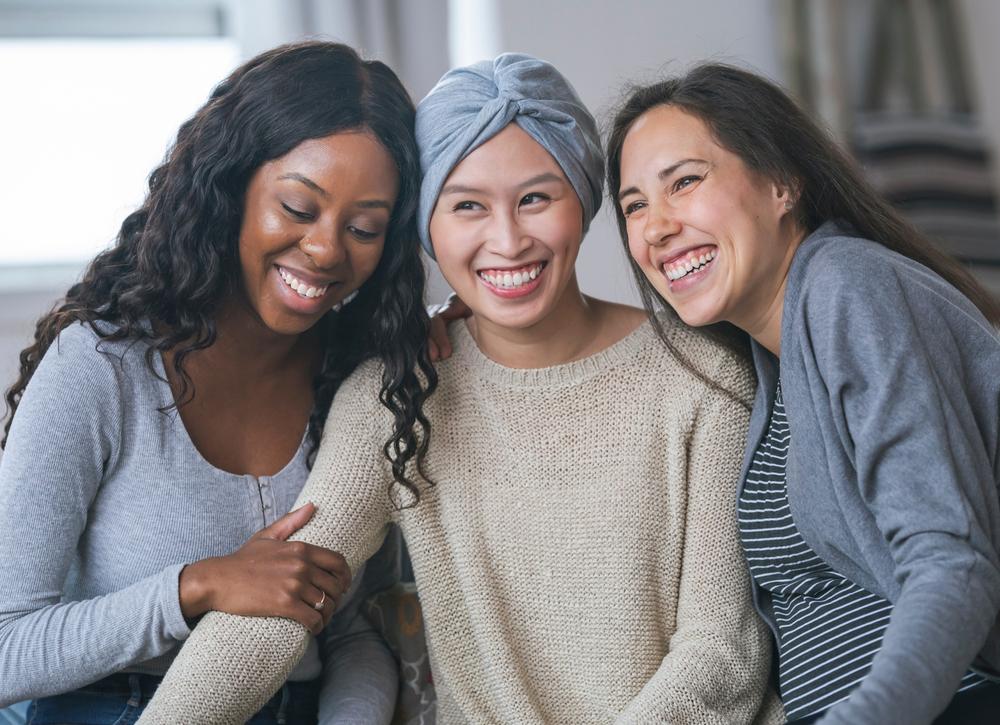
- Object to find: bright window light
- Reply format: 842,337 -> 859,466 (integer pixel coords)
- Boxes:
0,38 -> 240,271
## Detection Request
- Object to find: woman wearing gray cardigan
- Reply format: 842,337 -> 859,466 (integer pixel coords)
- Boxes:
608,63 -> 1000,724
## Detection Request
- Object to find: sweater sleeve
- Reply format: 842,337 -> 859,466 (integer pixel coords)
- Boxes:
617,354 -> 777,725
136,363 -> 396,724
799,254 -> 1000,725
0,325 -> 191,706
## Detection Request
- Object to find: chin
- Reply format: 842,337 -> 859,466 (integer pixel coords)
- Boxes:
477,300 -> 551,330
671,304 -> 722,330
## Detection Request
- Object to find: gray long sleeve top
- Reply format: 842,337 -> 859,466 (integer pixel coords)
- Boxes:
742,222 -> 1000,725
0,322 -> 396,722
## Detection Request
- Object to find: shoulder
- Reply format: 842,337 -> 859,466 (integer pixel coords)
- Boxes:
788,224 -> 996,346
635,311 -> 757,411
791,225 -> 984,324
31,322 -> 133,397
6,322 -> 133,458
325,358 -> 394,435
649,311 -> 755,407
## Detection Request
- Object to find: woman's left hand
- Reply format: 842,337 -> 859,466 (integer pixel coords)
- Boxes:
427,294 -> 471,361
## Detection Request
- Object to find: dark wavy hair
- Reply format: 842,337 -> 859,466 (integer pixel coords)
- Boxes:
606,63 -> 1000,359
3,41 -> 437,501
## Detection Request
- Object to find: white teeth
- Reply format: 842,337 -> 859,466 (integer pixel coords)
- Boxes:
278,267 -> 328,299
665,251 -> 716,282
478,264 -> 544,289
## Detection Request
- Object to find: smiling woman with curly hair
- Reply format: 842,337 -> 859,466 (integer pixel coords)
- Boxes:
0,40 -> 436,724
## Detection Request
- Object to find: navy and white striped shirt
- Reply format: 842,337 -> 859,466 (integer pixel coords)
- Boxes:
738,384 -> 984,720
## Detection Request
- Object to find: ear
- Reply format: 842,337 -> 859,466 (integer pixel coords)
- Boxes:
772,180 -> 801,217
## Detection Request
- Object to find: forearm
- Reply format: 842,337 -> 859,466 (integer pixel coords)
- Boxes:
616,614 -> 772,724
819,570 -> 1000,725
0,565 -> 189,705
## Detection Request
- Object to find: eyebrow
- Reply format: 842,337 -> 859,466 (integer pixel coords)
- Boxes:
617,158 -> 706,202
440,171 -> 565,197
278,172 -> 328,197
279,172 -> 391,210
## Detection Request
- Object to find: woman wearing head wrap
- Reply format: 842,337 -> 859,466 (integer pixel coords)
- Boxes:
137,54 -> 780,724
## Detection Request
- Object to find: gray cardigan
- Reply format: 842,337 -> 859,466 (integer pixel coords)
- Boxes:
741,221 -> 1000,724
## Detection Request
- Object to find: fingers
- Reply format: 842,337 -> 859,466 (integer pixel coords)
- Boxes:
428,317 -> 449,361
284,592 -> 326,635
299,542 -> 352,589
439,292 -> 471,322
255,502 -> 315,541
310,569 -> 347,612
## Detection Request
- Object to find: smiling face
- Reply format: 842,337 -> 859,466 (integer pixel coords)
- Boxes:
237,131 -> 398,337
617,105 -> 801,335
428,124 -> 584,331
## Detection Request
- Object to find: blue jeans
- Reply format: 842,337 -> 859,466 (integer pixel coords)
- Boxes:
0,702 -> 28,725
26,673 -> 318,725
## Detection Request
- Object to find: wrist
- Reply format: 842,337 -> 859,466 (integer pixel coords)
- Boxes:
178,558 -> 215,620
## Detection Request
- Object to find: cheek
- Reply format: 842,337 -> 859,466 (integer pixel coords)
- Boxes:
429,219 -> 477,277
529,208 -> 582,260
353,243 -> 386,284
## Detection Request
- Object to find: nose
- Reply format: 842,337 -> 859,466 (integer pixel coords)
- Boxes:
300,227 -> 347,270
484,209 -> 533,259
641,199 -> 681,247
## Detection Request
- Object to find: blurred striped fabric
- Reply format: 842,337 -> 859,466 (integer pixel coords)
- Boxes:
853,111 -> 1000,281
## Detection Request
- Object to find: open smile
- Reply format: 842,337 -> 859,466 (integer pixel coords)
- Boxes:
476,262 -> 547,298
277,265 -> 332,299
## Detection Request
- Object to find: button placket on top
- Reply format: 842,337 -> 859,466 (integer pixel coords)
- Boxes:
254,476 -> 278,527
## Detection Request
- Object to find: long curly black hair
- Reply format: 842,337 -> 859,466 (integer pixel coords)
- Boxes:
3,41 -> 437,501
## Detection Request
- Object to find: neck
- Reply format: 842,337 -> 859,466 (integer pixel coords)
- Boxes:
736,221 -> 808,357
469,275 -> 602,369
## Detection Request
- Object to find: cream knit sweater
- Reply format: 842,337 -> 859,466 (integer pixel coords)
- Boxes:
138,317 -> 781,724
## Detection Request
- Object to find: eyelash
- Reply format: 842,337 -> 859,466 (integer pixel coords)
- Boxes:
521,192 -> 550,205
622,175 -> 703,217
623,200 -> 646,217
451,193 -> 550,212
350,226 -> 380,241
283,203 -> 381,240
282,202 -> 313,221
673,175 -> 701,192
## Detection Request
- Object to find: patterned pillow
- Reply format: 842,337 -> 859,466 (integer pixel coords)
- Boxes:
363,583 -> 436,725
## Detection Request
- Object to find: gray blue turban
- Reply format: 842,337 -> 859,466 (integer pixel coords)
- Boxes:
415,53 -> 605,258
